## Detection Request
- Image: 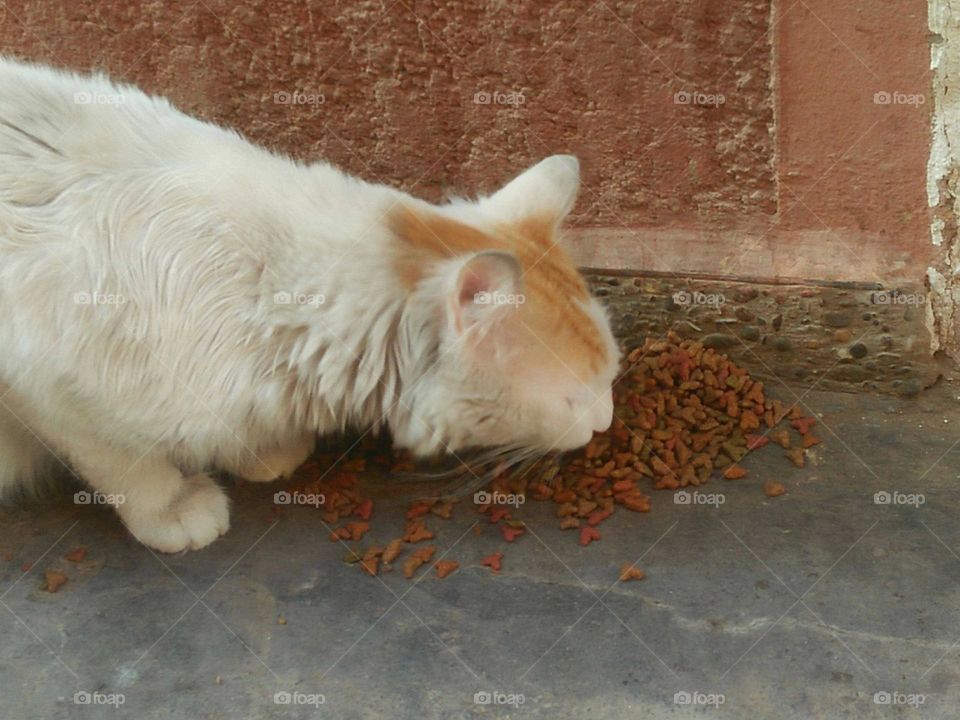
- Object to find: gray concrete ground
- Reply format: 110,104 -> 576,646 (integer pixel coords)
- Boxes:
2,383 -> 959,719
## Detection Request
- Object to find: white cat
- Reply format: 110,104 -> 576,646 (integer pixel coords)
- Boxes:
0,58 -> 619,552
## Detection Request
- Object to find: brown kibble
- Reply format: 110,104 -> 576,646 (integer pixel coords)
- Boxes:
382,538 -> 404,564
579,526 -> 601,546
501,525 -> 525,542
404,521 -> 434,543
784,447 -> 805,468
723,465 -> 747,480
480,552 -> 503,572
559,516 -> 580,530
360,556 -> 379,576
277,616 -> 287,625
402,556 -> 424,579
346,521 -> 370,541
435,560 -> 459,579
763,481 -> 787,497
64,547 -> 88,563
412,545 -> 436,563
42,569 -> 67,593
770,430 -> 791,448
802,434 -> 822,449
618,564 -> 646,582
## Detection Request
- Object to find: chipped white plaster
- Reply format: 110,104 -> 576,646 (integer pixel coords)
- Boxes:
927,0 -> 960,360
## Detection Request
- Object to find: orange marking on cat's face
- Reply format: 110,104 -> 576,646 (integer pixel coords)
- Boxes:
390,205 -> 609,377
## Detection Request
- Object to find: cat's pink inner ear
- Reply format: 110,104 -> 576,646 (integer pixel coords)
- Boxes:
451,250 -> 523,334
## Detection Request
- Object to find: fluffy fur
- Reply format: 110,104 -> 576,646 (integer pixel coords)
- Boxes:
0,57 -> 619,551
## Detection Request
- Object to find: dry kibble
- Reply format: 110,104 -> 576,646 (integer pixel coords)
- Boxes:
434,560 -> 459,579
763,481 -> 787,497
480,552 -> 503,572
784,448 -> 806,468
381,538 -> 404,564
723,466 -> 747,480
618,564 -> 646,582
64,547 -> 87,563
42,569 -> 67,593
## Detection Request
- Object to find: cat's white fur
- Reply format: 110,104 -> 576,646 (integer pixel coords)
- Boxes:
0,58 -> 618,552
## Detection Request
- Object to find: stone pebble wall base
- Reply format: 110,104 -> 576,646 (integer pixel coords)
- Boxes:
587,273 -> 938,397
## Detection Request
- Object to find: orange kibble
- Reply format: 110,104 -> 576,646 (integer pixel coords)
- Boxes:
434,560 -> 459,579
501,525 -> 525,543
579,526 -> 601,546
354,498 -> 373,521
763,481 -> 787,497
723,466 -> 747,480
480,552 -> 503,572
618,564 -> 646,582
802,434 -> 822,449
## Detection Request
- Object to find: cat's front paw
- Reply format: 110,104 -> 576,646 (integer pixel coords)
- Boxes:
124,474 -> 230,553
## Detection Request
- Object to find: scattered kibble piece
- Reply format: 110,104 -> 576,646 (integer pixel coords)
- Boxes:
435,560 -> 459,579
346,521 -> 370,541
500,525 -> 525,543
802,434 -> 822,449
488,507 -> 510,523
402,556 -> 425,579
403,521 -> 434,543
382,538 -> 404,564
559,517 -> 580,530
355,498 -> 373,521
42,569 -> 67,593
430,501 -> 455,519
790,417 -> 816,435
64,547 -> 87,563
784,448 -> 805,468
277,616 -> 287,625
618,564 -> 646,582
763,481 -> 786,497
480,552 -> 503,572
770,430 -> 791,448
723,466 -> 747,480
579,526 -> 601,547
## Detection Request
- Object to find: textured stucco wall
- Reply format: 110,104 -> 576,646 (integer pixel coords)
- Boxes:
0,0 -> 775,228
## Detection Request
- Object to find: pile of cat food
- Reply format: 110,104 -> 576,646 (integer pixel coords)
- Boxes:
288,332 -> 820,582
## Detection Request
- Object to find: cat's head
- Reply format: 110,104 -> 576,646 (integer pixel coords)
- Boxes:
391,156 -> 620,458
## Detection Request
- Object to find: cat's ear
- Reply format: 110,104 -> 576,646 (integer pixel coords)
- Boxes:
449,250 -> 523,336
482,155 -> 580,227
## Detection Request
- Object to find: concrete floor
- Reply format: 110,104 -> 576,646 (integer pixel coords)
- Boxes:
2,383 -> 960,719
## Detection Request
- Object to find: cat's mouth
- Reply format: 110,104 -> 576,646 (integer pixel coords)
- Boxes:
394,443 -> 556,499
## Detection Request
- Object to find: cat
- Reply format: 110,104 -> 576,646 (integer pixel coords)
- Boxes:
0,57 -> 619,552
